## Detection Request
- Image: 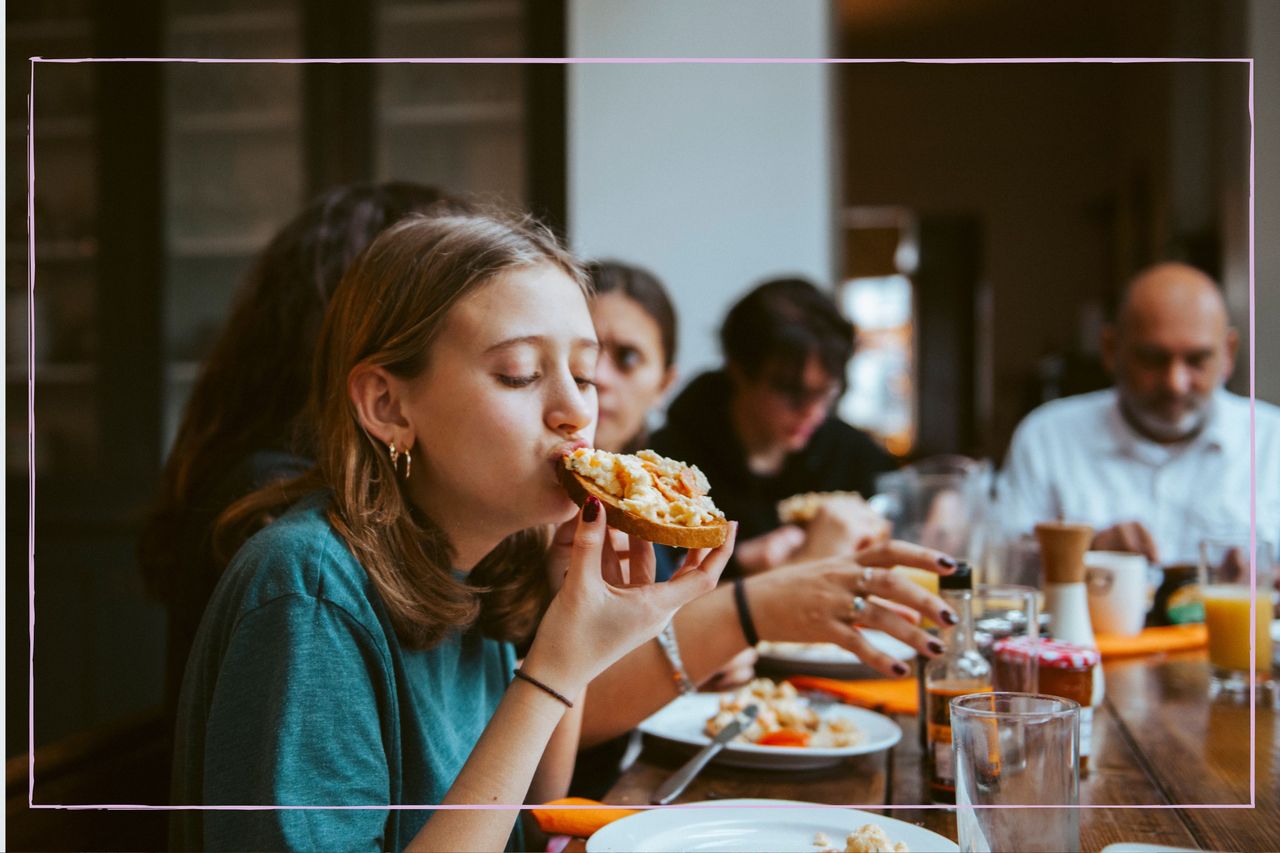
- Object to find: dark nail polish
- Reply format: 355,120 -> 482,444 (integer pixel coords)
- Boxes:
928,640 -> 945,655
583,497 -> 600,523
892,662 -> 909,676
937,556 -> 957,569
941,609 -> 959,625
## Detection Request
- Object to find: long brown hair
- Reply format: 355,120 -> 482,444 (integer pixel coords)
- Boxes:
218,210 -> 588,649
138,182 -> 465,605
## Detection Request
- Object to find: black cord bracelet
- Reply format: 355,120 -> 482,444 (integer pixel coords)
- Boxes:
513,668 -> 574,709
733,577 -> 760,647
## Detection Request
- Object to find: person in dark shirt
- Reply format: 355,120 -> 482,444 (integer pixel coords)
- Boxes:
652,277 -> 897,576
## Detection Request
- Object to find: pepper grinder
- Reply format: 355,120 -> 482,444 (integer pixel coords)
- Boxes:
1035,520 -> 1105,704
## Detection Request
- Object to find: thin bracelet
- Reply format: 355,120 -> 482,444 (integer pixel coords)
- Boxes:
655,620 -> 696,695
733,577 -> 760,647
512,668 -> 573,709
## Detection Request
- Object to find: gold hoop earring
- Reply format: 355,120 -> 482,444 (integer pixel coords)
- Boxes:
403,449 -> 412,480
388,440 -> 399,467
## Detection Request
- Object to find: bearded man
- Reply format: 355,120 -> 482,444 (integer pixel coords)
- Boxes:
999,262 -> 1279,564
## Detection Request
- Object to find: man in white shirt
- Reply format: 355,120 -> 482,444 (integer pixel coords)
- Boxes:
1000,262 -> 1280,565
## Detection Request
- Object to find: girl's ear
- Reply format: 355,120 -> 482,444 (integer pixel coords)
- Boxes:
658,365 -> 678,397
349,363 -> 413,450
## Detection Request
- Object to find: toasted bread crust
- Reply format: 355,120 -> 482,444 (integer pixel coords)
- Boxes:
777,490 -> 865,524
558,465 -> 729,549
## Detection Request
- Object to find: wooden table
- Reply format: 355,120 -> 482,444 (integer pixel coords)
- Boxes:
568,650 -> 1278,852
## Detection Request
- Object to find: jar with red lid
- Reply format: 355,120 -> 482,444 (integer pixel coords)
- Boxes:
995,636 -> 1100,774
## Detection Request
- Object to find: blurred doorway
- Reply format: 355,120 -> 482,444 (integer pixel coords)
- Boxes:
839,208 -> 984,460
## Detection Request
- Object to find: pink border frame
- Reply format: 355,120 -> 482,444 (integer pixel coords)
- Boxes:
24,55 -> 1259,818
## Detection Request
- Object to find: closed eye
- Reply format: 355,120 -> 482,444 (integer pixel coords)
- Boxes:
498,373 -> 540,388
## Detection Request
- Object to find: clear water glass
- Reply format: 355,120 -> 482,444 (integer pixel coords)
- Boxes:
974,584 -> 1040,692
952,692 -> 1080,853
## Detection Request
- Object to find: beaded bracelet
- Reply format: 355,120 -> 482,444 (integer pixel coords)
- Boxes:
512,668 -> 573,709
655,620 -> 696,695
733,577 -> 760,647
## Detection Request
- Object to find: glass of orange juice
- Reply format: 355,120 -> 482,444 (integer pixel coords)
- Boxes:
1198,538 -> 1276,699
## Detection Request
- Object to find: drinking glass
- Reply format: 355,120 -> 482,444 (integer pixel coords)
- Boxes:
874,456 -> 992,561
974,584 -> 1039,692
983,531 -> 1044,589
1198,538 -> 1276,699
952,692 -> 1081,853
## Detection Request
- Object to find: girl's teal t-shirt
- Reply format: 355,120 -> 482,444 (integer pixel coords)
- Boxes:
170,493 -> 521,852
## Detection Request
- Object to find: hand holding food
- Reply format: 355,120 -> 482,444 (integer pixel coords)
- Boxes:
781,491 -> 891,562
546,516 -> 657,591
561,448 -> 729,548
527,499 -> 737,696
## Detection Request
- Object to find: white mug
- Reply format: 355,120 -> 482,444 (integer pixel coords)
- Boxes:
1084,551 -> 1148,636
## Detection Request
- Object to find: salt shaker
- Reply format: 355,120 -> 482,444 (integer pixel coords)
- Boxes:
1035,520 -> 1105,705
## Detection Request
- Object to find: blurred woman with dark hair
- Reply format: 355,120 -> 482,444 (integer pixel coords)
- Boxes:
138,181 -> 466,721
587,260 -> 678,455
652,277 -> 896,577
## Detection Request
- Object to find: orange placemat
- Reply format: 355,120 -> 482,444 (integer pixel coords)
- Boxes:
786,675 -> 918,715
531,797 -> 639,838
1095,624 -> 1207,658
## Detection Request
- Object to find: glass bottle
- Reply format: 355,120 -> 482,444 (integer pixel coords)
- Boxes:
925,562 -> 993,804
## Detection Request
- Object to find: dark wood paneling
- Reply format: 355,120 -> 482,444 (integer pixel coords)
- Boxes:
303,2 -> 375,194
94,8 -> 164,496
524,0 -> 567,235
913,215 -> 981,458
7,708 -> 170,851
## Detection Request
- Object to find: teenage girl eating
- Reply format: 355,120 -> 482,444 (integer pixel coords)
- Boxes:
171,212 -> 955,852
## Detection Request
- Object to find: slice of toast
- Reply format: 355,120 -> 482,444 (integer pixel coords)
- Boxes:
558,464 -> 729,549
777,490 -> 865,524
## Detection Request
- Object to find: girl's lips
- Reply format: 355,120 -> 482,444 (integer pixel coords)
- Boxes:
551,439 -> 589,461
548,439 -> 589,480
550,438 -> 588,471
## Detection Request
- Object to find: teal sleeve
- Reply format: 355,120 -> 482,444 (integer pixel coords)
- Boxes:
201,595 -> 394,852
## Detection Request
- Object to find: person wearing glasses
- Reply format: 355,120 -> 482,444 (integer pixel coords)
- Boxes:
651,277 -> 896,577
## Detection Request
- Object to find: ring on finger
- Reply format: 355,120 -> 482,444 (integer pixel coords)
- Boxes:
848,595 -> 868,622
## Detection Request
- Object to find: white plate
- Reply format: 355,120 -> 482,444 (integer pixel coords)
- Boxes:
757,631 -> 915,679
636,693 -> 902,770
586,798 -> 958,852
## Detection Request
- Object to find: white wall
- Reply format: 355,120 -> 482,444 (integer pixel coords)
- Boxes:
567,0 -> 834,386
1250,0 -> 1280,404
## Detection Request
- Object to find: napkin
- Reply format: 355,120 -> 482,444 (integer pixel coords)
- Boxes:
1095,624 -> 1207,658
531,797 -> 639,838
786,675 -> 918,715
